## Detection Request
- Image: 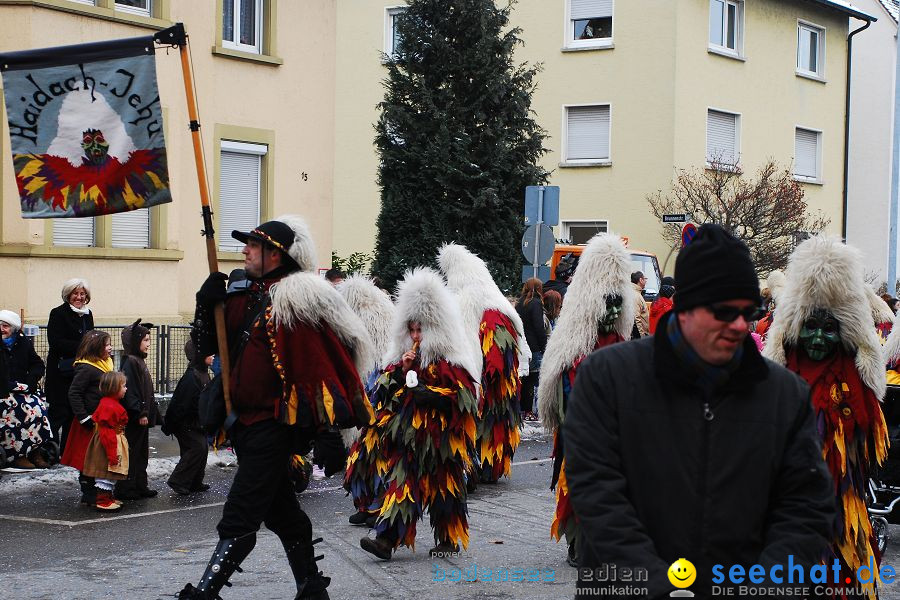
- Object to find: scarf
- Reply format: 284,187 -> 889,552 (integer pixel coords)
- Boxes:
666,314 -> 743,396
68,303 -> 91,316
74,357 -> 114,372
2,337 -> 13,350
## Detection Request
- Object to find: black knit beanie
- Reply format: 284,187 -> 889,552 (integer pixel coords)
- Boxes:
673,224 -> 759,312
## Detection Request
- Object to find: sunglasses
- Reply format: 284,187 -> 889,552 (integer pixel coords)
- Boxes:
707,304 -> 765,323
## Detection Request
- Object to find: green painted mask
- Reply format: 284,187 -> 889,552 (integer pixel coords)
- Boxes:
798,309 -> 841,361
600,294 -> 623,333
82,129 -> 110,166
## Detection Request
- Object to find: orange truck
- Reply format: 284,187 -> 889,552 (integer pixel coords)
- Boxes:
550,242 -> 663,301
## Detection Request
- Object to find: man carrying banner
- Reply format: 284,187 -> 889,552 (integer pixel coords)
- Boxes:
179,216 -> 374,600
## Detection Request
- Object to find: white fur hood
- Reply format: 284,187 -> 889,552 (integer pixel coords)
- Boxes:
762,236 -> 886,399
336,275 -> 396,374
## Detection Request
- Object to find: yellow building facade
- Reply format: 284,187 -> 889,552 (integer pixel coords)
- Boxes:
333,0 -> 866,276
0,0 -> 337,324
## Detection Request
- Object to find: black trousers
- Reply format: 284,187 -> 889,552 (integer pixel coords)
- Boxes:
45,377 -> 73,451
116,418 -> 150,495
168,426 -> 208,491
217,419 -> 311,542
520,372 -> 538,413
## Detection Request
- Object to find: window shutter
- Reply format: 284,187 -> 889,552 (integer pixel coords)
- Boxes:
219,146 -> 264,252
571,0 -> 613,20
567,105 -> 610,161
706,110 -> 737,164
53,218 -> 94,247
794,128 -> 819,178
111,208 -> 151,248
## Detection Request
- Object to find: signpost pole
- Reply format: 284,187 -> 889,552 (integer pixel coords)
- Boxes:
533,187 -> 544,280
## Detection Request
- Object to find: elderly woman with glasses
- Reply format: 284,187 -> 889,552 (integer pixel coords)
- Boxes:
45,278 -> 95,454
0,309 -> 51,469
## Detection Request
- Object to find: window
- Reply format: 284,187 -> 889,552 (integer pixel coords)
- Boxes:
111,209 -> 151,248
385,7 -> 407,56
794,127 -> 821,181
115,0 -> 151,16
566,0 -> 613,48
709,0 -> 743,55
53,218 -> 95,248
219,141 -> 267,252
797,22 -> 825,78
223,0 -> 263,54
563,220 -> 608,244
706,109 -> 739,166
565,105 -> 611,163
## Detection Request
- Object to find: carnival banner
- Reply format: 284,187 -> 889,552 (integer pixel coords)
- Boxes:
0,35 -> 170,218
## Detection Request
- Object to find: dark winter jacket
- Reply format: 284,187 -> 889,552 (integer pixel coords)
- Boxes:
564,311 -> 835,599
515,298 -> 547,354
4,332 -> 45,393
121,321 -> 158,426
68,362 -> 106,423
46,302 -> 94,378
163,340 -> 209,434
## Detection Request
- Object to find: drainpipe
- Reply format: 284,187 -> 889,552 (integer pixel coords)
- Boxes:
843,18 -> 873,241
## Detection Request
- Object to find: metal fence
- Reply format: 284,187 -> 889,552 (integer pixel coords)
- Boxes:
31,324 -> 194,396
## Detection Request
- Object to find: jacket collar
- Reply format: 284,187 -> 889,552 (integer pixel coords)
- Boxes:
653,310 -> 768,393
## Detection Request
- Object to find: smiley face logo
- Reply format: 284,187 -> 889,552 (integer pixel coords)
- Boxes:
668,558 -> 696,588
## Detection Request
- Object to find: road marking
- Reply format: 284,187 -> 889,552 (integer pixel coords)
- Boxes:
511,457 -> 552,466
0,484 -> 346,527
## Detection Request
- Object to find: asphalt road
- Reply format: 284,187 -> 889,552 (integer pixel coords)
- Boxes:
4,427 -> 900,600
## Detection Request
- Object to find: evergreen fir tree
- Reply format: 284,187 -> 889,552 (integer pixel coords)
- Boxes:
371,0 -> 549,293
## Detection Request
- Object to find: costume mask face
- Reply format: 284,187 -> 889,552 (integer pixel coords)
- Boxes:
600,294 -> 623,333
799,309 -> 840,361
82,129 -> 110,165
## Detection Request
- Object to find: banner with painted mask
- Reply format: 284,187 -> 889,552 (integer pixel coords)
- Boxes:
0,35 -> 170,218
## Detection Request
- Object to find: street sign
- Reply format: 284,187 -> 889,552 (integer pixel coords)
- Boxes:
662,213 -> 689,223
682,223 -> 698,248
522,265 -> 551,283
521,223 -> 555,264
524,186 -> 560,226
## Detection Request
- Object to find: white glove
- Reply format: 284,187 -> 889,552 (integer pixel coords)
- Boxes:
405,370 -> 419,388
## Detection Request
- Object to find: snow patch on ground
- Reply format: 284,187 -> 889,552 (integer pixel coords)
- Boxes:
0,447 -> 237,495
521,422 -> 547,440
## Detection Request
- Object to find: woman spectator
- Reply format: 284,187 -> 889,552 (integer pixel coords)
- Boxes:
515,278 -> 547,422
115,319 -> 159,500
648,276 -> 675,335
45,279 -> 94,453
543,290 -> 562,331
0,309 -> 51,469
60,330 -> 114,506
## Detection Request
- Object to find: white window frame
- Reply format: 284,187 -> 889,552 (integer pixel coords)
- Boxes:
564,0 -> 614,50
706,107 -> 741,169
793,126 -> 823,184
67,0 -> 97,5
796,21 -> 826,80
114,0 -> 151,16
219,140 -> 267,253
562,220 -> 609,244
708,0 -> 744,58
562,103 -> 612,166
222,0 -> 264,55
384,6 -> 407,57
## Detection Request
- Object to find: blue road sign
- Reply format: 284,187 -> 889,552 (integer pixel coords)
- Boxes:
524,186 -> 560,226
522,265 -> 551,283
522,223 -> 555,264
682,223 -> 698,248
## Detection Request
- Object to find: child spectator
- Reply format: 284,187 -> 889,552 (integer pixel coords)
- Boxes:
83,372 -> 129,511
164,340 -> 211,495
115,319 -> 159,500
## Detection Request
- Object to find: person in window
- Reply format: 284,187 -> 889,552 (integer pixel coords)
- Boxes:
45,278 -> 95,454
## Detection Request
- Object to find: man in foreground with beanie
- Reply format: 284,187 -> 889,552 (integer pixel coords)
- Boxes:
563,224 -> 835,598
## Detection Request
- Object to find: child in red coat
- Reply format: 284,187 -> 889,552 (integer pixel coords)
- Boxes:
82,372 -> 130,512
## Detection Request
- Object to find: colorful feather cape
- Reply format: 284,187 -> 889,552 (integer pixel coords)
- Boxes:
477,309 -> 522,482
371,360 -> 479,550
549,331 -> 623,547
786,348 -> 888,599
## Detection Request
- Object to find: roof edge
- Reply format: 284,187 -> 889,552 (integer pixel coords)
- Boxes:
810,0 -> 879,21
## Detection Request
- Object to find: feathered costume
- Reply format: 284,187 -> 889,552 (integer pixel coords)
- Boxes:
438,243 -> 526,483
763,236 -> 888,600
367,268 -> 480,551
882,310 -> 900,385
867,286 -> 895,345
755,270 -> 784,343
536,233 -> 636,552
339,275 -> 397,513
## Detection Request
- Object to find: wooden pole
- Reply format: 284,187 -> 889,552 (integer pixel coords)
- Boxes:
160,24 -> 232,422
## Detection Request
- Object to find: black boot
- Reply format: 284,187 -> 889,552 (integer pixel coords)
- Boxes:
177,532 -> 257,599
283,536 -> 331,600
78,473 -> 96,506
